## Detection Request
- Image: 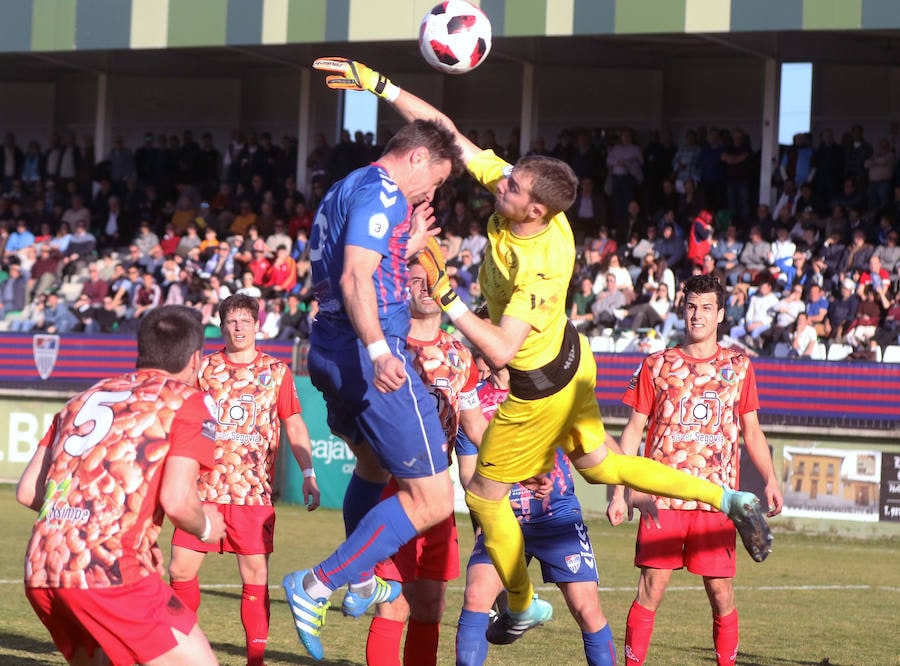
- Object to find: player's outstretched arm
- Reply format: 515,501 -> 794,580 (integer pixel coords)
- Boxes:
606,411 -> 649,526
161,455 -> 226,543
284,413 -> 321,511
16,438 -> 52,512
341,244 -> 407,393
312,57 -> 481,164
740,410 -> 783,516
418,237 -> 531,369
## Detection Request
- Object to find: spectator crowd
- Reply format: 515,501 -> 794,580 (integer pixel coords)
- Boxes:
1,123 -> 899,361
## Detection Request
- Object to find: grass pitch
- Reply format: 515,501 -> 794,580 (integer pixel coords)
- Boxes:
1,484 -> 898,665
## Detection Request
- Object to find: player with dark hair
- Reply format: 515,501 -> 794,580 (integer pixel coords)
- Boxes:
607,273 -> 783,665
364,260 -> 486,666
169,292 -> 320,666
280,99 -> 466,660
311,57 -> 772,649
456,358 -> 615,666
18,305 -> 226,666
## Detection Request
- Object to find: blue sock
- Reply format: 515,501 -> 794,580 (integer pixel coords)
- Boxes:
343,472 -> 387,535
342,473 -> 387,587
314,494 -> 416,590
583,623 -> 617,666
456,609 -> 490,666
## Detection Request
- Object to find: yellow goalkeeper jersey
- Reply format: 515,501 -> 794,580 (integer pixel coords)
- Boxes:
467,150 -> 575,373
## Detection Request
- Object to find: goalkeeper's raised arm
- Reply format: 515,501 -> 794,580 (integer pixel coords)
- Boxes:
312,57 -> 481,165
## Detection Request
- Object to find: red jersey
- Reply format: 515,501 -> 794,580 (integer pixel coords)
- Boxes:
25,370 -> 216,589
408,331 -> 478,446
264,257 -> 298,291
197,350 -> 300,506
623,345 -> 760,511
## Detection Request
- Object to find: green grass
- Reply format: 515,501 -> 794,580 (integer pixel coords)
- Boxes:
1,483 -> 898,665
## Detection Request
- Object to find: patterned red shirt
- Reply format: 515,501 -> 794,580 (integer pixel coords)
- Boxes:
408,331 -> 478,446
25,370 -> 215,588
623,345 -> 759,511
196,350 -> 300,506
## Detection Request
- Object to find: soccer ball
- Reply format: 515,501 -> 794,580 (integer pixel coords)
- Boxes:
419,1 -> 492,75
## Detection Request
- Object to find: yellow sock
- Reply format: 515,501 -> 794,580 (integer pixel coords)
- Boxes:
465,489 -> 533,612
581,451 -> 725,509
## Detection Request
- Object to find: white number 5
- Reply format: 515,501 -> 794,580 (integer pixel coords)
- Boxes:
63,390 -> 132,457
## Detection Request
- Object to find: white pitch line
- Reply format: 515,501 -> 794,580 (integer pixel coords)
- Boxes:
3,581 -> 895,593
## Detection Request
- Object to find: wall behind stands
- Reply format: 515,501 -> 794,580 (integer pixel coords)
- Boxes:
3,61 -> 899,162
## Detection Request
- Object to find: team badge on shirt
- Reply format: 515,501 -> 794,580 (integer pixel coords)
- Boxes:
257,370 -> 274,389
719,363 -> 736,384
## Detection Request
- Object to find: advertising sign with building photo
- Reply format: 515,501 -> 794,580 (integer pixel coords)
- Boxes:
782,447 -> 881,522
880,452 -> 900,522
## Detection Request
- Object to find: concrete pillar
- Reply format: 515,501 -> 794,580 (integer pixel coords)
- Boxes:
93,72 -> 109,166
520,61 -> 535,157
759,58 -> 780,208
296,68 -> 311,196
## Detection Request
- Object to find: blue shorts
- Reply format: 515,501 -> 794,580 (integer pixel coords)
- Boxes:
468,511 -> 599,584
308,338 -> 449,479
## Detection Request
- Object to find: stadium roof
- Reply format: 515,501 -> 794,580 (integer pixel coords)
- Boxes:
1,0 -> 900,81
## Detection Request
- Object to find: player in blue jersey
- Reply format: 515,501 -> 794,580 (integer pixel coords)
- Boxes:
281,118 -> 465,661
455,363 -> 616,666
311,56 -> 772,652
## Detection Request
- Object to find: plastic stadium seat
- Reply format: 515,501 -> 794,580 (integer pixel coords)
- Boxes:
589,335 -> 614,352
882,345 -> 900,363
826,343 -> 853,361
614,335 -> 636,353
773,342 -> 791,358
810,343 -> 827,360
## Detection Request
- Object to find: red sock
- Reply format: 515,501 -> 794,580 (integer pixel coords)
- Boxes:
624,600 -> 656,665
170,577 -> 201,613
241,583 -> 269,666
403,619 -> 439,666
713,609 -> 739,666
366,616 -> 404,666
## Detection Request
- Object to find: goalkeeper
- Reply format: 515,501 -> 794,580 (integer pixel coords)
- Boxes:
309,57 -> 773,651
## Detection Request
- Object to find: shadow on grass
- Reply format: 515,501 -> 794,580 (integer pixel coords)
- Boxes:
203,595 -> 358,666
683,645 -> 846,666
201,587 -> 243,602
0,630 -> 64,665
209,640 -> 360,666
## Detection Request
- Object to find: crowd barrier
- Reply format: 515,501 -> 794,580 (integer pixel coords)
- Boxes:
0,334 -> 898,524
4,333 -> 899,424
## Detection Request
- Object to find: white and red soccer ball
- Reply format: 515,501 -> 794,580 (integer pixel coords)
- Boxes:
419,0 -> 492,75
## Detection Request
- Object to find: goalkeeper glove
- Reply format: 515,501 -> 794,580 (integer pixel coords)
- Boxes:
312,57 -> 400,102
419,237 -> 468,321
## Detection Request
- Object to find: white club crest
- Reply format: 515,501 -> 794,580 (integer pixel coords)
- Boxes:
33,334 -> 60,380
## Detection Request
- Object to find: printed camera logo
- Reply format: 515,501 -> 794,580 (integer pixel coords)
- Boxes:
680,390 -> 722,428
33,334 -> 60,380
218,394 -> 257,429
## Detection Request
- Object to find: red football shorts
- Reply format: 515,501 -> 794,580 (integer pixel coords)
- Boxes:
634,508 -> 737,578
172,503 -> 275,555
376,513 -> 460,582
26,574 -> 196,666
